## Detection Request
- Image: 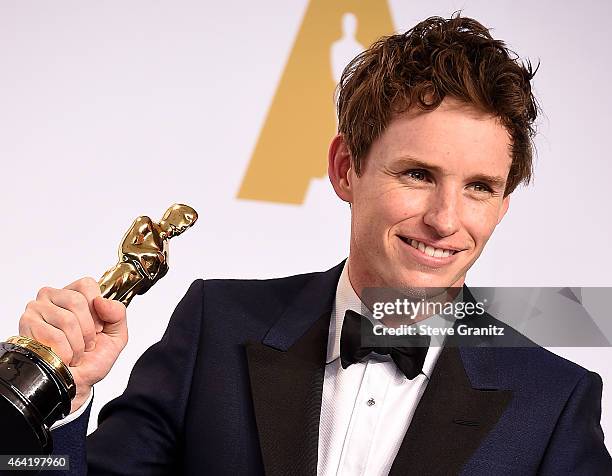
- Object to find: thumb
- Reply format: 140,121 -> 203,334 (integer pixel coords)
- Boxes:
93,297 -> 127,336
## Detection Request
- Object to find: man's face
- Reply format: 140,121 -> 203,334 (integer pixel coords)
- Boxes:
331,97 -> 512,293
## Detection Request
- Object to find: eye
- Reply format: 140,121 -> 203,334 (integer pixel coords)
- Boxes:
467,182 -> 493,193
404,169 -> 429,181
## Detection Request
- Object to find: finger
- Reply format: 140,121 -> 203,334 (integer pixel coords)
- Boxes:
93,297 -> 127,339
20,306 -> 76,366
93,297 -> 126,324
40,286 -> 97,353
65,277 -> 104,335
28,300 -> 86,366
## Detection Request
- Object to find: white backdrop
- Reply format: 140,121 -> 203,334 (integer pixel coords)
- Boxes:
1,0 -> 611,445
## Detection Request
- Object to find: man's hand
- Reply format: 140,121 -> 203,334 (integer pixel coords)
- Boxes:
18,277 -> 128,413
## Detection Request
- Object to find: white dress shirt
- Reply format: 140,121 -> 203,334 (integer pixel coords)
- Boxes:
317,262 -> 456,476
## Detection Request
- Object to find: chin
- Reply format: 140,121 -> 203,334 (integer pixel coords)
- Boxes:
393,270 -> 457,290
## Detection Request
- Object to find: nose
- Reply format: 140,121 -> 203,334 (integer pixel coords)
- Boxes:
422,186 -> 461,238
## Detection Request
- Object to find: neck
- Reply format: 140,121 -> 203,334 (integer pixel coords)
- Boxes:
346,257 -> 465,327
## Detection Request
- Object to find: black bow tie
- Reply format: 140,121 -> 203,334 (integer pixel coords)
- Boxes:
339,309 -> 430,379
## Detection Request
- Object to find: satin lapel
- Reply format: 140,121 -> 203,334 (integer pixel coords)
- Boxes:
389,347 -> 513,476
245,261 -> 344,476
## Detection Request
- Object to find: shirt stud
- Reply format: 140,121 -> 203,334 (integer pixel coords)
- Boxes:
367,397 -> 376,406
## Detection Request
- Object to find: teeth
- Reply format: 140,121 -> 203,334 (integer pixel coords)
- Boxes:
406,238 -> 455,258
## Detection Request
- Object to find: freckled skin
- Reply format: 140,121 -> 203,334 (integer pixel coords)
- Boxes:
328,97 -> 512,298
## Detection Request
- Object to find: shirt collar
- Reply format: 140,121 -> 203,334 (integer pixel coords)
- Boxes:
326,261 -> 364,366
326,260 -> 460,379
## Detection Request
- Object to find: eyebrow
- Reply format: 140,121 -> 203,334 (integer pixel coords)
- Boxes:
392,155 -> 507,189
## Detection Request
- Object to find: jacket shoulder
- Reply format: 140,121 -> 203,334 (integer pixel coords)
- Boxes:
186,267 -> 335,334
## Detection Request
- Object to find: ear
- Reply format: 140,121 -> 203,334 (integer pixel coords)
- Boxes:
497,195 -> 510,224
328,134 -> 354,203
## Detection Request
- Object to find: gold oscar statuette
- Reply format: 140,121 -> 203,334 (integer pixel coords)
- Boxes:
0,204 -> 198,455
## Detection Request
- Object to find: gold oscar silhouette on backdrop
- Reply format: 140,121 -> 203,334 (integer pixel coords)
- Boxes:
0,204 -> 198,454
237,0 -> 394,205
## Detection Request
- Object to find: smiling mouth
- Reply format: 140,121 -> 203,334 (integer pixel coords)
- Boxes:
398,236 -> 460,258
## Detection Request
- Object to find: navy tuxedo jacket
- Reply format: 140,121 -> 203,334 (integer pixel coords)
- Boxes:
51,261 -> 611,475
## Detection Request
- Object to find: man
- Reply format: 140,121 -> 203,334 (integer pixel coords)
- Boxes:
20,15 -> 611,475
